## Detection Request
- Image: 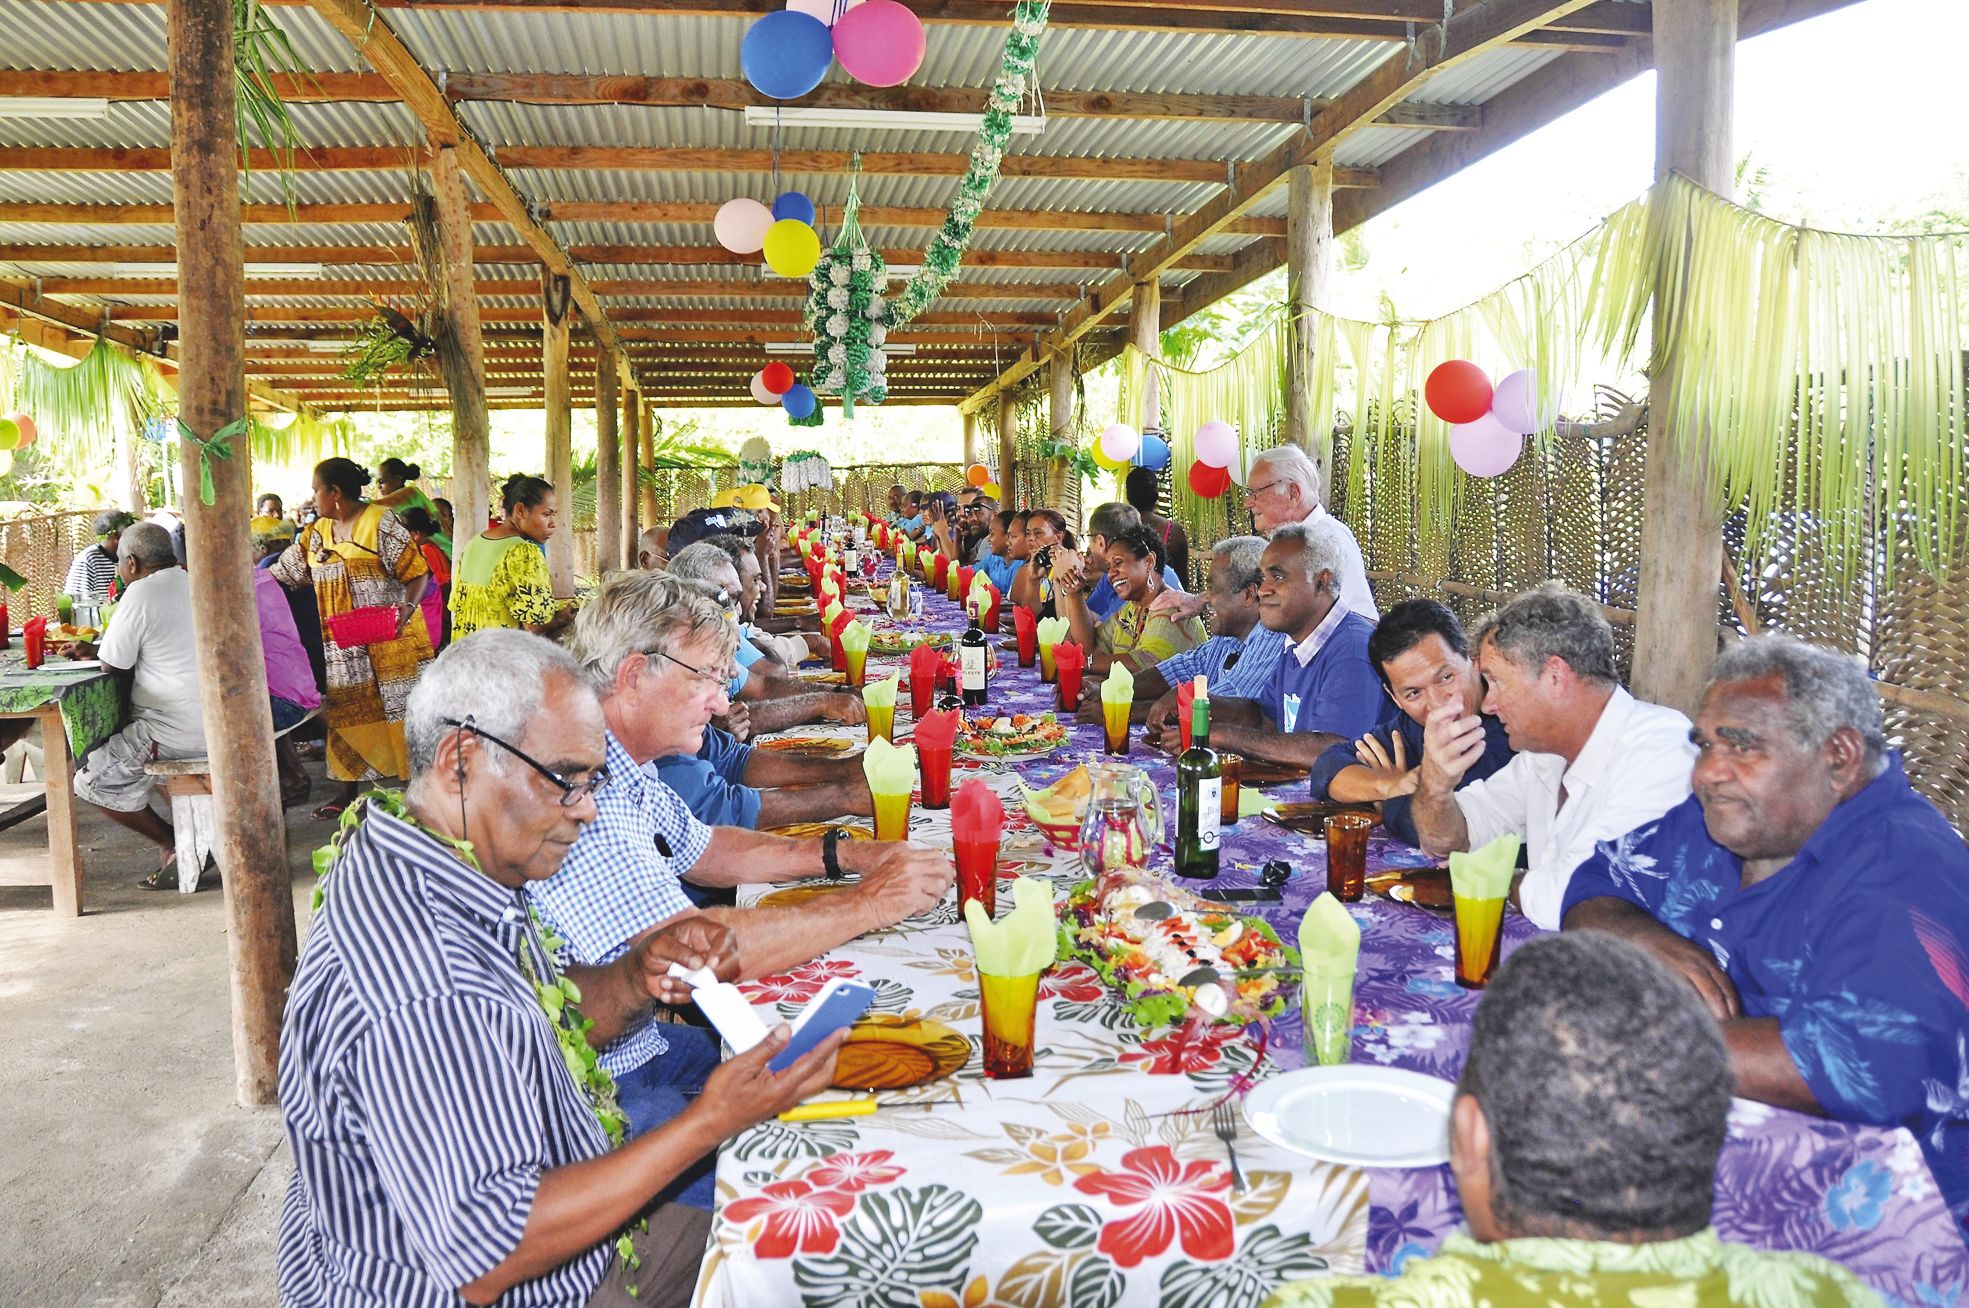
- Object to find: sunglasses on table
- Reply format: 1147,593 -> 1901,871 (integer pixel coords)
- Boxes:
444,716 -> 611,806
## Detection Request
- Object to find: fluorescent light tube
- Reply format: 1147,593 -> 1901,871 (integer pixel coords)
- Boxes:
763,342 -> 916,356
0,98 -> 109,120
110,262 -> 325,279
761,264 -> 919,278
742,106 -> 1043,136
485,387 -> 538,398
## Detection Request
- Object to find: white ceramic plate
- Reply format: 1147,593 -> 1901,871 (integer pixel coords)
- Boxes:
1244,1065 -> 1456,1168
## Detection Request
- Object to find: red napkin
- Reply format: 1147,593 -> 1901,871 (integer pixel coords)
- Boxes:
958,566 -> 976,605
22,615 -> 46,669
1013,605 -> 1037,664
951,777 -> 1006,843
908,643 -> 943,717
824,606 -> 854,673
1176,677 -> 1196,751
914,706 -> 961,751
976,579 -> 1002,630
874,522 -> 889,549
1054,641 -> 1087,712
932,553 -> 951,589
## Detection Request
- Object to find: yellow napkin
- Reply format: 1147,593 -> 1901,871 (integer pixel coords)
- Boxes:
820,572 -> 841,604
1035,616 -> 1069,648
1100,660 -> 1135,706
821,598 -> 845,627
1297,890 -> 1360,972
840,620 -> 873,659
1238,790 -> 1280,818
1449,832 -> 1521,901
861,736 -> 917,795
968,572 -> 995,607
965,875 -> 1058,975
863,672 -> 899,710
796,536 -> 814,559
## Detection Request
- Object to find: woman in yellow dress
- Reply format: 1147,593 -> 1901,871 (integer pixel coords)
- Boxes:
1059,525 -> 1206,676
449,474 -> 572,640
270,457 -> 434,819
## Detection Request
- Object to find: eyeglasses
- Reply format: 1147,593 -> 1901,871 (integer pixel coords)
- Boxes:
444,716 -> 611,807
1246,479 -> 1285,497
647,648 -> 737,689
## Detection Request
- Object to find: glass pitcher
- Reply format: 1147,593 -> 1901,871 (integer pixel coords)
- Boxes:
1079,762 -> 1164,882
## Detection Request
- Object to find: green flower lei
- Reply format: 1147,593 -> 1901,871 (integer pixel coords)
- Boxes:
312,793 -> 646,1292
890,0 -> 1052,326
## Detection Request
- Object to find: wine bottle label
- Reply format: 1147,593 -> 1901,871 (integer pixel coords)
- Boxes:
1197,780 -> 1222,850
961,645 -> 986,689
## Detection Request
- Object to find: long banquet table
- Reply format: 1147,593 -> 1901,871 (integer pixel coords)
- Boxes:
691,556 -> 1968,1307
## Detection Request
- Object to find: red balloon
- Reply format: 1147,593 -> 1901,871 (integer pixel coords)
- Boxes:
1187,460 -> 1232,499
761,361 -> 796,395
1424,360 -> 1494,425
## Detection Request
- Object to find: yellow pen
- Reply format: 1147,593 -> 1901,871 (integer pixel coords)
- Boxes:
777,1097 -> 878,1123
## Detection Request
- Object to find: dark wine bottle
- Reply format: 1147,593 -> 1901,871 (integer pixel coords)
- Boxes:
960,597 -> 989,707
1175,675 -> 1222,880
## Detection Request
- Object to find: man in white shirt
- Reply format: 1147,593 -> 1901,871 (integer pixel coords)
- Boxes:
64,522 -> 207,887
1409,583 -> 1696,929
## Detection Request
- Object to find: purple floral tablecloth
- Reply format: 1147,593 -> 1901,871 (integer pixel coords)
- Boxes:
732,559 -> 1968,1306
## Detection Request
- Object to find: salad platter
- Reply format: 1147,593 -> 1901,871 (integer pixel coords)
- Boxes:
868,629 -> 951,656
955,712 -> 1068,762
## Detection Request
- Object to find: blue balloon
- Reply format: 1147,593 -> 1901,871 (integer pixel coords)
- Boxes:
781,383 -> 818,419
741,12 -> 834,101
772,191 -> 817,226
1132,431 -> 1172,472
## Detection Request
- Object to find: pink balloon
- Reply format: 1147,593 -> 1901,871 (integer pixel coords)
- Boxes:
832,0 -> 925,87
1489,368 -> 1554,435
786,0 -> 862,24
714,197 -> 774,255
1449,412 -> 1524,478
1193,419 -> 1237,469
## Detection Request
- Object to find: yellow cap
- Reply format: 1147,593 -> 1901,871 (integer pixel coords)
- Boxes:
709,488 -> 744,509
733,483 -> 781,513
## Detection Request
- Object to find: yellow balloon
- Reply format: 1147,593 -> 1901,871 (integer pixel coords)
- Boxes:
0,419 -> 18,452
763,219 -> 821,278
1091,445 -> 1124,472
980,481 -> 1000,498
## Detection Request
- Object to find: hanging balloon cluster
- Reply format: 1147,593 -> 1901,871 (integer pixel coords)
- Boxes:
804,168 -> 889,418
963,461 -> 1002,500
1185,420 -> 1239,498
1091,423 -> 1172,478
1424,361 -> 1553,478
0,413 -> 38,478
743,0 -> 927,95
749,359 -> 818,420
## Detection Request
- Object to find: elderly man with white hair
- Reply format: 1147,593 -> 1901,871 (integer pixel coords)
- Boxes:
60,521 -> 207,887
278,630 -> 842,1308
1565,633 -> 1969,1228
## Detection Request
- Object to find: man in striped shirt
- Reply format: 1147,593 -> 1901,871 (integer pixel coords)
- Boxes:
278,630 -> 842,1308
61,508 -> 135,607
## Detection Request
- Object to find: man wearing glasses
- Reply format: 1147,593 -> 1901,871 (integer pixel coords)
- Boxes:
532,571 -> 953,1201
278,630 -> 842,1308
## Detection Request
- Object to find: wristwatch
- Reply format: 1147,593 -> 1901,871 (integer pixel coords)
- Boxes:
821,827 -> 848,881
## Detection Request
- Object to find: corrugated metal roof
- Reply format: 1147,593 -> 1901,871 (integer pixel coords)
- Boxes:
1415,46 -> 1566,104
0,0 -> 369,74
1333,124 -> 1440,169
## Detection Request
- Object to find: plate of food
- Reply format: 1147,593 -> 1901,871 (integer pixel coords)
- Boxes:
754,736 -> 859,757
762,821 -> 874,840
1058,869 -> 1300,1028
956,712 -> 1069,763
831,1015 -> 970,1090
1368,866 -> 1453,911
797,669 -> 848,686
1016,764 -> 1090,847
1262,801 -> 1380,836
868,629 -> 951,656
1235,758 -> 1311,787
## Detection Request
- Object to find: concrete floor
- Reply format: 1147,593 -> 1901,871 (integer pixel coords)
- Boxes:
0,775 -> 328,1307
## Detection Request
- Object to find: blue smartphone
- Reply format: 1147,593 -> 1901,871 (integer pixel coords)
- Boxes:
769,978 -> 876,1074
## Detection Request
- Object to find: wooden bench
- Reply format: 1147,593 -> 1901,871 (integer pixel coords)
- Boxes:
143,708 -> 320,893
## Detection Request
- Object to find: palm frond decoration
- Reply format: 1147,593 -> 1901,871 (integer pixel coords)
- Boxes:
17,338 -> 162,474
341,305 -> 435,385
233,0 -> 312,209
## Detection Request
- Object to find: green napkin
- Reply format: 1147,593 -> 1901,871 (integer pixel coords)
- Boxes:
863,672 -> 899,709
965,875 -> 1059,975
1238,790 -> 1280,819
968,572 -> 995,606
1100,660 -> 1135,706
918,545 -> 936,569
861,736 -> 917,795
821,599 -> 845,629
1449,832 -> 1521,901
797,536 -> 814,558
1035,616 -> 1069,647
840,620 -> 872,658
1297,890 -> 1361,972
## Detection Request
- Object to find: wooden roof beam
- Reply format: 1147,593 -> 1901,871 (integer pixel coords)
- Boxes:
960,0 -> 1599,414
0,146 -> 1378,189
49,275 -> 1092,301
128,304 -> 1073,327
0,69 -> 1480,133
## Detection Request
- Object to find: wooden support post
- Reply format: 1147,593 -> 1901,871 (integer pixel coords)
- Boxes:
1047,352 -> 1076,513
1633,0 -> 1734,712
1285,159 -> 1335,485
1129,279 -> 1162,435
430,146 -> 489,550
595,345 -> 621,574
621,384 -> 641,566
168,0 -> 296,1108
542,273 -> 574,596
639,400 -> 659,529
996,395 -> 1019,506
962,409 -> 979,468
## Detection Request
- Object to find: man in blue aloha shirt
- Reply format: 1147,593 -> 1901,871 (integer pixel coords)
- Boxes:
1565,634 -> 1969,1230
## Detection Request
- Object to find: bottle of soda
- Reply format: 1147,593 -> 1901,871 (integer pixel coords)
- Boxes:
960,597 -> 989,707
1175,675 -> 1223,880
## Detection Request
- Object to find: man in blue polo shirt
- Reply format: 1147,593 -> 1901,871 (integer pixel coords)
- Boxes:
1564,634 -> 1969,1227
1165,519 -> 1381,766
655,723 -> 875,829
1308,597 -> 1513,847
1081,502 -> 1184,621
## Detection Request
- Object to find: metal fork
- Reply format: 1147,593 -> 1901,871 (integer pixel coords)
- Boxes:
1211,1099 -> 1248,1193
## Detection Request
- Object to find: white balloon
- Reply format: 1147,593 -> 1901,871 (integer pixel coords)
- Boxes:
1490,368 -> 1556,435
1193,419 -> 1237,468
750,370 -> 779,405
714,197 -> 774,255
1097,423 -> 1140,464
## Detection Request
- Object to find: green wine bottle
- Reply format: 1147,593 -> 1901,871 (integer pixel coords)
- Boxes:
1175,675 -> 1222,880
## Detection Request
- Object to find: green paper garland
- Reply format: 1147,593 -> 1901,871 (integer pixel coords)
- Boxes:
803,168 -> 889,415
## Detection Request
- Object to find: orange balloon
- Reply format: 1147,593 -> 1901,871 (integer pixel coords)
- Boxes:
965,462 -> 991,487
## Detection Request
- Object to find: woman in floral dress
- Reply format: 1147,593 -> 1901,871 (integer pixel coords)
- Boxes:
271,457 -> 434,819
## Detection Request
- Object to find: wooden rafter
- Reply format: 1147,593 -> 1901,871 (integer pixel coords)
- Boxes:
47,275 -> 1096,301
961,0 -> 1600,412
